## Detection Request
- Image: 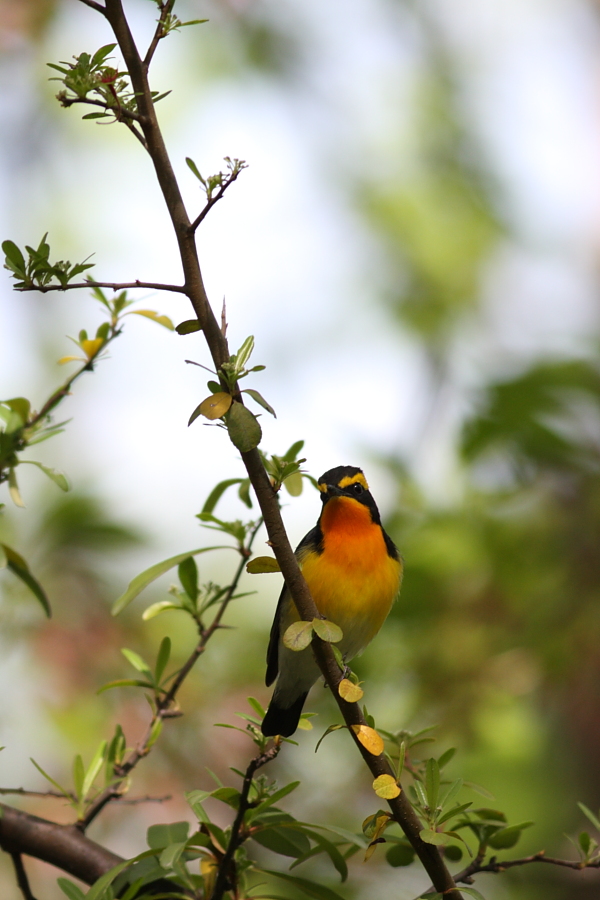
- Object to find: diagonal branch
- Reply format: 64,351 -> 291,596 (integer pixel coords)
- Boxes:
189,166 -> 246,232
144,0 -> 177,70
79,520 -> 263,830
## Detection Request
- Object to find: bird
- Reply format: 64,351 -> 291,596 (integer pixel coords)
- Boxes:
261,465 -> 402,737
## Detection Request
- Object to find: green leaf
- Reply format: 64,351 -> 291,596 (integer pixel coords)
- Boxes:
159,840 -> 187,870
92,43 -> 116,65
283,471 -> 303,496
141,601 -> 181,621
251,782 -> 300,817
1,543 -> 51,616
175,319 -> 202,334
20,460 -> 69,491
3,397 -> 30,422
3,240 -> 26,276
283,620 -> 314,651
247,696 -> 266,717
57,878 -> 86,900
96,679 -> 155,694
261,869 -> 345,900
73,754 -> 85,800
226,401 -> 262,453
246,556 -> 281,574
312,618 -> 343,643
419,829 -> 448,846
314,724 -> 345,754
385,842 -> 416,867
242,388 -> 276,417
147,821 -> 190,850
86,851 -> 158,900
112,546 -> 229,615
178,556 -> 198,601
82,740 -> 107,798
425,758 -> 440,810
282,440 -> 305,461
439,779 -> 463,812
201,479 -> 245,514
146,717 -> 163,749
155,637 -> 171,684
234,335 -> 255,371
459,889 -> 487,900
30,758 -> 71,799
206,786 -> 240,809
121,648 -> 152,676
186,156 -> 203,182
487,821 -> 534,849
578,802 -> 600,832
438,747 -> 456,769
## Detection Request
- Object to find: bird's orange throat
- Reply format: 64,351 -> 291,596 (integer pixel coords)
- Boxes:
298,495 -> 402,657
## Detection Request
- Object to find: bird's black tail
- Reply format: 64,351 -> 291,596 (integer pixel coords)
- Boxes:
261,692 -> 308,737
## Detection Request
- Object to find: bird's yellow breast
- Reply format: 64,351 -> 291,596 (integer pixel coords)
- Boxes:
297,496 -> 402,658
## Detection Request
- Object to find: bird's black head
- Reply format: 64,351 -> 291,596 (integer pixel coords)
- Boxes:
317,465 -> 381,523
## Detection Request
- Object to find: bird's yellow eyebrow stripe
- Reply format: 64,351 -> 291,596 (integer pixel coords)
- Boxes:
318,472 -> 369,492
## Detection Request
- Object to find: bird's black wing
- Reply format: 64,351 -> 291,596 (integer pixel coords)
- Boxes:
265,525 -> 322,687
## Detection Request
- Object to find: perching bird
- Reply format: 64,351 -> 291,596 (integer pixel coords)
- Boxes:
261,465 -> 402,737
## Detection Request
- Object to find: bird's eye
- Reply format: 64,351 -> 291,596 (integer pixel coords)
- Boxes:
352,483 -> 364,495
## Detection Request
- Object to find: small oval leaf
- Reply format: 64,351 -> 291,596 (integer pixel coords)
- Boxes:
312,618 -> 343,643
246,556 -> 281,574
419,829 -> 449,846
283,620 -> 314,651
198,392 -> 232,421
372,774 -> 401,799
338,679 -> 364,702
227,400 -> 262,452
176,318 -> 202,335
351,724 -> 384,756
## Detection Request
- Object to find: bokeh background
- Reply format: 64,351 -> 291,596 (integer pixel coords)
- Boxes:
1,0 -> 600,897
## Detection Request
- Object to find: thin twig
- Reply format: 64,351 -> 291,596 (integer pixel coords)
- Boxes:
10,854 -> 38,900
16,279 -> 186,294
78,0 -> 106,12
455,850 -> 600,884
0,788 -> 75,800
210,744 -> 281,900
79,520 -> 263,830
144,0 -> 177,70
58,95 -> 147,123
189,169 -> 245,233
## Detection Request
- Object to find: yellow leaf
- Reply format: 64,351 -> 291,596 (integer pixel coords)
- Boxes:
352,724 -> 384,756
338,679 -> 364,702
200,857 -> 218,898
130,309 -> 175,330
372,774 -> 401,799
199,392 -> 232,420
362,812 -> 392,861
246,556 -> 281,574
58,355 -> 84,365
297,717 -> 313,731
81,338 -> 104,359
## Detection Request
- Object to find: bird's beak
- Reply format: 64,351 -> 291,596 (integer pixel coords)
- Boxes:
321,483 -> 344,502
